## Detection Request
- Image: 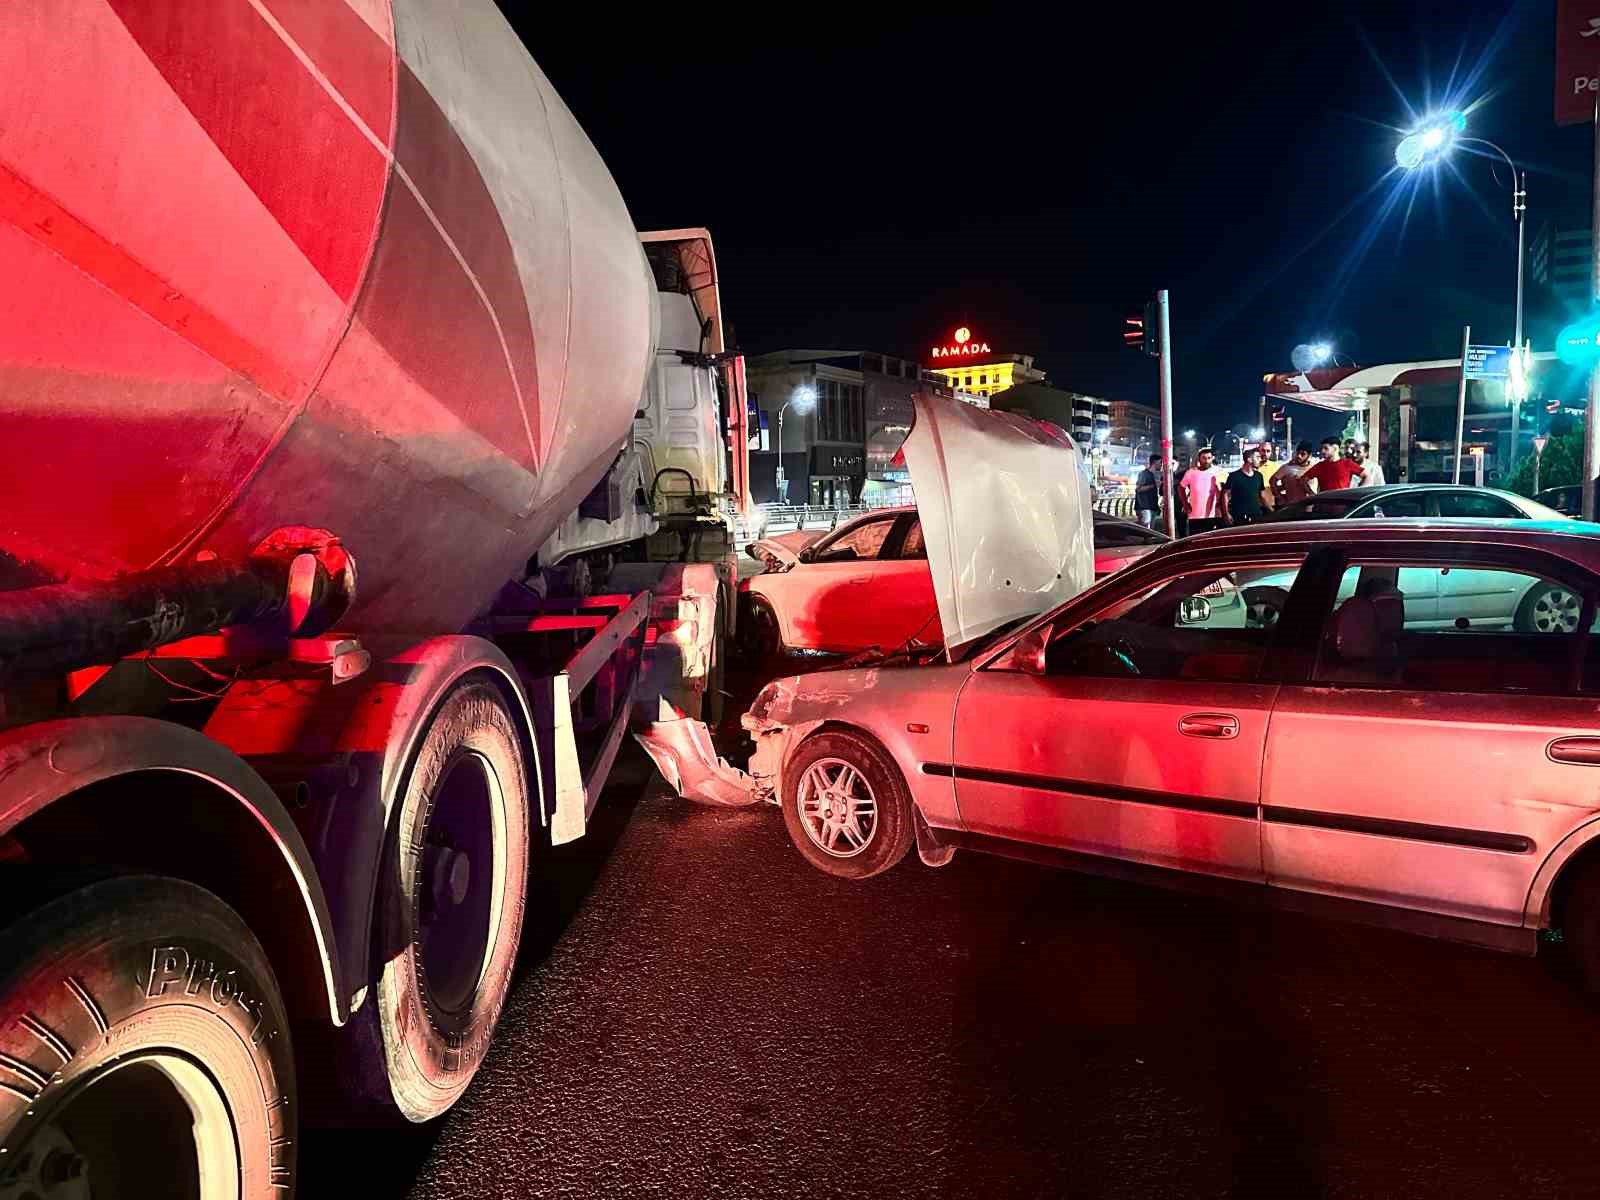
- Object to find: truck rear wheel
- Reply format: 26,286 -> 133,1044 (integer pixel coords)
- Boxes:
352,678 -> 530,1123
0,875 -> 295,1198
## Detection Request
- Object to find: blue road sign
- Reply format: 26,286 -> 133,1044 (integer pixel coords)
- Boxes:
1463,345 -> 1513,379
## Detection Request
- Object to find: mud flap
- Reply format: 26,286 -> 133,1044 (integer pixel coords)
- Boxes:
634,703 -> 761,808
914,807 -> 958,868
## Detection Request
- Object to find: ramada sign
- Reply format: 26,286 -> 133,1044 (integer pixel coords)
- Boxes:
930,326 -> 993,359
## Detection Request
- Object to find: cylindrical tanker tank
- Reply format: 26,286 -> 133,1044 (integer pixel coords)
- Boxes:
0,0 -> 654,643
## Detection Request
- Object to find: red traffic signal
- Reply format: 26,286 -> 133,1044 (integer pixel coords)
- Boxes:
1122,313 -> 1145,349
1122,301 -> 1161,357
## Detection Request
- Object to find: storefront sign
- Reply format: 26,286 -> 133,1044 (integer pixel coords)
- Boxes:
810,448 -> 865,475
930,326 -> 993,359
1556,0 -> 1600,126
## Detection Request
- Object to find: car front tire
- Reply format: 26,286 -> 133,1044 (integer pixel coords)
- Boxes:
780,731 -> 915,880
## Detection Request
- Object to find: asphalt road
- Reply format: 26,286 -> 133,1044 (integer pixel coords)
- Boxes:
303,751 -> 1600,1199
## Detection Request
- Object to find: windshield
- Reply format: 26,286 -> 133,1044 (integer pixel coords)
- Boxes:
1517,497 -> 1568,521
951,613 -> 1037,661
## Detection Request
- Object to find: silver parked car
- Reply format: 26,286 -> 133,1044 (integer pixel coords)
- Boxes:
1248,486 -> 1578,632
743,519 -> 1600,991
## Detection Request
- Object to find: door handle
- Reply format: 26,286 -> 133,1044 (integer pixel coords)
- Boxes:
1549,736 -> 1600,766
1177,713 -> 1239,739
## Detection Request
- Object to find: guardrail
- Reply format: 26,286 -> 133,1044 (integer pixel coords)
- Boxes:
744,503 -> 898,537
746,494 -> 1145,539
1093,495 -> 1138,520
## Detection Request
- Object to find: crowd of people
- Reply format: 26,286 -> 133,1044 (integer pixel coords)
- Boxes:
1131,437 -> 1386,535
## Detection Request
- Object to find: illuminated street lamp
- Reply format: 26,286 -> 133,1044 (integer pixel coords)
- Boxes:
776,385 -> 817,502
1308,342 -> 1354,368
1393,111 -> 1466,170
1396,108 -> 1529,461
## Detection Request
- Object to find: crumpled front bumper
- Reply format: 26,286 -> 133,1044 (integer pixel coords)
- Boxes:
632,673 -> 817,809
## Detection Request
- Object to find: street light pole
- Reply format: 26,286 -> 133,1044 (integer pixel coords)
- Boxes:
1453,324 -> 1471,485
1157,290 -> 1176,539
776,387 -> 818,504
1395,118 -> 1529,469
777,405 -> 786,501
1463,138 -> 1528,468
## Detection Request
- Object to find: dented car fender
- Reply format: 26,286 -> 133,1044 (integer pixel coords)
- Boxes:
743,664 -> 969,832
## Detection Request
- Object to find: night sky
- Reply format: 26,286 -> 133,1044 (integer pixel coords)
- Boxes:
505,2 -> 1585,439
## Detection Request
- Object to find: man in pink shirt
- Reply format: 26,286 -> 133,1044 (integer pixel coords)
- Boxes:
1180,447 -> 1225,533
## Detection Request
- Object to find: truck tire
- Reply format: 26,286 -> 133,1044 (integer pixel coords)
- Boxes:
0,875 -> 296,1197
780,731 -> 915,880
350,678 -> 530,1124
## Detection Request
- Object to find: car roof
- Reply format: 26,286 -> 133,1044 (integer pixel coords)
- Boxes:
1173,517 -> 1600,565
1301,484 -> 1525,503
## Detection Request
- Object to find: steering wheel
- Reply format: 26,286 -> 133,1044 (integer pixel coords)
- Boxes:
1066,635 -> 1141,677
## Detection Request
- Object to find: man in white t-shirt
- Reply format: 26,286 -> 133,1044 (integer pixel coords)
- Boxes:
1350,441 -> 1385,486
1180,448 -> 1225,533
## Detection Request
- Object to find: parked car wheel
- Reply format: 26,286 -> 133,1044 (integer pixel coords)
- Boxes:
1516,582 -> 1584,634
0,875 -> 296,1197
780,731 -> 914,880
741,596 -> 784,665
1242,585 -> 1289,630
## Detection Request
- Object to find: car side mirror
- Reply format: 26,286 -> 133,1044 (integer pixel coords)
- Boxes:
1014,623 -> 1051,675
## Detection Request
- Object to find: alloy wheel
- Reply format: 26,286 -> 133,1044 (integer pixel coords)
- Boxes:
796,757 -> 879,858
1530,585 -> 1583,634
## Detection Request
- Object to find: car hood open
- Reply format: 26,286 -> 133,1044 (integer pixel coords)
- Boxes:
900,394 -> 1094,657
745,529 -> 820,570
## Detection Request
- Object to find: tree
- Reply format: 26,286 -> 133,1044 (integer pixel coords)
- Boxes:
1502,430 -> 1584,498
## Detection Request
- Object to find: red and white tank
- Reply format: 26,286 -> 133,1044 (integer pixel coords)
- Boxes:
0,1 -> 654,639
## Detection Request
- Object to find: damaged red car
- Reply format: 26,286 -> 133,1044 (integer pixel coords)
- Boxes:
741,507 -> 1162,662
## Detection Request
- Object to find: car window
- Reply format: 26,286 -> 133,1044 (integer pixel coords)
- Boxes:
1314,560 -> 1591,695
896,517 -> 927,560
1539,487 -> 1581,516
1278,498 -> 1356,520
810,517 -> 896,562
1353,493 -> 1425,518
1042,559 -> 1306,683
1434,492 -> 1520,519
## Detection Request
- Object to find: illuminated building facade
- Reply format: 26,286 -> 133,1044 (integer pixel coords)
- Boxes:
745,350 -> 944,505
1109,399 -> 1159,451
925,326 -> 1045,400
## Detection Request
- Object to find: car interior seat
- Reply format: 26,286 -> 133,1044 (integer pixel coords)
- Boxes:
1321,580 -> 1404,683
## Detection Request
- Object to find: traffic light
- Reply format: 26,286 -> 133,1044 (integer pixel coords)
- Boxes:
1122,301 -> 1161,357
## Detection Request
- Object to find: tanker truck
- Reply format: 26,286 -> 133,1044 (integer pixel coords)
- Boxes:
0,3 -> 747,1195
